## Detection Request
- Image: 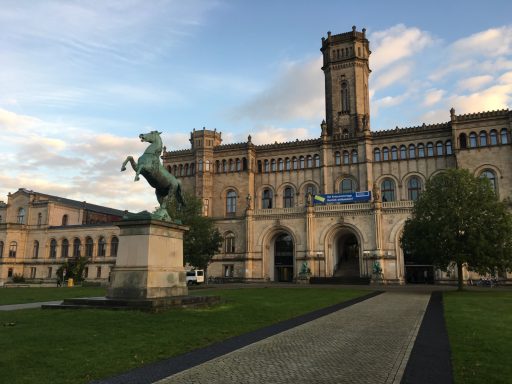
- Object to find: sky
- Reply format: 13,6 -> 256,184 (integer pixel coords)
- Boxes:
1,0 -> 512,212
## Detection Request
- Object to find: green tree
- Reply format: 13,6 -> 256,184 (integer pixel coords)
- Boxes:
400,169 -> 512,290
57,256 -> 89,283
167,193 -> 223,273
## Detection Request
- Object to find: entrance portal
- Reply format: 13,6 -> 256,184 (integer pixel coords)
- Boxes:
274,233 -> 294,282
334,232 -> 359,277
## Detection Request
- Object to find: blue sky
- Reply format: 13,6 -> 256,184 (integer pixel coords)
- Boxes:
1,0 -> 511,212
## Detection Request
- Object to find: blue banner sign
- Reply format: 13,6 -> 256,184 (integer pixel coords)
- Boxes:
313,191 -> 371,205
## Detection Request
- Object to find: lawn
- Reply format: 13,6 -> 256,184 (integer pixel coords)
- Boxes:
0,286 -> 107,305
0,286 -> 367,384
444,290 -> 512,384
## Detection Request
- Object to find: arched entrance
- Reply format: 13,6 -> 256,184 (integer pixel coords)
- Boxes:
273,233 -> 294,282
333,230 -> 360,277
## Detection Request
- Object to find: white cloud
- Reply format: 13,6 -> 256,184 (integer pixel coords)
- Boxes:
423,88 -> 446,107
372,63 -> 412,91
451,26 -> 512,58
449,84 -> 512,114
456,75 -> 493,92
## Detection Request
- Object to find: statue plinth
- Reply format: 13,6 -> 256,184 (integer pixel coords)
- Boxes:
107,219 -> 189,299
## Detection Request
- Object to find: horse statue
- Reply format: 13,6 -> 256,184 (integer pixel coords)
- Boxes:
121,131 -> 185,221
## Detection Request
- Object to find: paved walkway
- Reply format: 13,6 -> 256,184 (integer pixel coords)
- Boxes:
155,291 -> 431,384
0,300 -> 62,311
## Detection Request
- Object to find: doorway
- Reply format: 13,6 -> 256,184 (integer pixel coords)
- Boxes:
333,232 -> 359,277
274,233 -> 294,282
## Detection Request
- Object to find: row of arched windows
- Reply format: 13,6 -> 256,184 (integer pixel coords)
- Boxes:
459,128 -> 509,149
374,140 -> 453,162
334,150 -> 359,165
257,155 -> 321,173
168,158 -> 250,176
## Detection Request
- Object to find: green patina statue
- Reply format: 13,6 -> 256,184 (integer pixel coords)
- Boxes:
121,131 -> 185,221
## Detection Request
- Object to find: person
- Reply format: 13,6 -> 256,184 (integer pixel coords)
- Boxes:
56,278 -> 61,287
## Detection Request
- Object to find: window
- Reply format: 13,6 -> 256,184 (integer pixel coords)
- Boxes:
184,164 -> 189,176
49,239 -> 57,259
224,232 -> 235,253
236,158 -> 241,171
409,144 -> 416,159
85,237 -> 93,257
242,158 -> 247,171
340,178 -> 356,194
264,159 -> 269,172
61,239 -> 69,258
305,184 -> 317,197
501,128 -> 508,144
400,145 -> 407,159
9,241 -> 17,258
262,189 -> 273,209
459,133 -> 467,149
490,130 -> 498,145
198,160 -> 203,172
480,131 -> 487,146
30,267 -> 36,279
381,179 -> 396,202
335,152 -> 341,165
257,160 -> 262,173
96,267 -> 102,279
203,199 -> 209,216
62,214 -> 68,226
374,148 -> 381,162
407,177 -> 422,201
469,132 -> 477,148
7,268 -> 13,278
299,156 -> 305,169
283,187 -> 294,208
278,158 -> 284,171
446,140 -> 453,155
341,81 -> 350,113
98,237 -> 106,257
110,237 -> 119,257
224,264 -> 234,278
417,144 -> 425,158
480,170 -> 497,192
229,159 -> 235,172
73,238 -> 81,257
382,147 -> 389,161
48,267 -> 53,279
17,207 -> 25,224
33,240 -> 39,259
216,161 -> 221,173
226,190 -> 237,214
37,212 -> 42,226
351,150 -> 358,163
0,241 -> 3,257
314,154 -> 320,167
204,160 -> 209,172
292,157 -> 298,170
391,146 -> 398,160
271,159 -> 276,172
307,155 -> 313,168
285,158 -> 291,171
222,160 -> 227,172
436,141 -> 443,156
427,143 -> 434,157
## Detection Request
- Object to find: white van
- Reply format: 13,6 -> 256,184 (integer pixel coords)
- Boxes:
186,270 -> 205,285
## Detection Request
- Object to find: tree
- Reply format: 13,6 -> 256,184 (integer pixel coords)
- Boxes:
57,256 -> 89,283
400,169 -> 512,290
167,193 -> 223,273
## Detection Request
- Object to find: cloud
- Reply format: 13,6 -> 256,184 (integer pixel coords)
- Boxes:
449,84 -> 512,114
451,26 -> 512,58
456,75 -> 493,92
371,63 -> 412,91
423,88 -> 446,107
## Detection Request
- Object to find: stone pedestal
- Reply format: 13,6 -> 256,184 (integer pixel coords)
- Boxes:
107,219 -> 189,299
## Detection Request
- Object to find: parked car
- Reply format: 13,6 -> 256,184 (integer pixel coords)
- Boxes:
186,270 -> 205,285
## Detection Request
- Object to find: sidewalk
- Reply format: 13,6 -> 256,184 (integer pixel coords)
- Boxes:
0,300 -> 62,311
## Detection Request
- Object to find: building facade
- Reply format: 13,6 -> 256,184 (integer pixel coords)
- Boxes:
163,27 -> 512,284
0,189 -> 123,285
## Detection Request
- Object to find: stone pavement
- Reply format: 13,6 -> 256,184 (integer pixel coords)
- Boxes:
155,291 -> 431,384
0,300 -> 62,311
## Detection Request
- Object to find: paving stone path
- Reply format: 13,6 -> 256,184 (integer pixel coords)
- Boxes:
156,291 -> 430,384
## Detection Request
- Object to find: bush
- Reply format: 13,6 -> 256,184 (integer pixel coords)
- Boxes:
12,273 -> 25,283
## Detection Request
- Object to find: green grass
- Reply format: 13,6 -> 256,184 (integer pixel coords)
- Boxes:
0,287 -> 107,305
444,290 -> 512,384
0,287 -> 367,384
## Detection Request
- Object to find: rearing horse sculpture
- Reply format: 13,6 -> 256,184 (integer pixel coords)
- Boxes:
121,131 -> 185,221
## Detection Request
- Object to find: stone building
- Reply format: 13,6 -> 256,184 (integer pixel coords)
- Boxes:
163,27 -> 512,284
0,188 -> 123,285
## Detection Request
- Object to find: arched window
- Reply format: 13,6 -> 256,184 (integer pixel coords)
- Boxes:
178,164 -> 183,176
216,160 -> 221,173
340,178 -> 356,194
427,143 -> 434,157
9,241 -> 17,258
391,146 -> 398,160
469,132 -> 477,148
224,232 -> 235,253
98,237 -> 106,257
61,239 -> 69,258
285,158 -> 291,171
314,154 -> 320,167
382,147 -> 389,161
306,155 -> 313,168
198,160 -> 203,172
490,130 -> 498,145
436,141 -> 443,156
417,144 -> 425,158
262,189 -> 273,209
446,140 -> 453,155
264,159 -> 269,173
229,159 -> 235,172
257,160 -> 262,173
226,190 -> 237,214
407,177 -> 422,201
283,187 -> 294,208
242,158 -> 247,171
278,158 -> 284,171
480,170 -> 497,192
110,236 -> 119,257
341,81 -> 350,113
37,212 -> 42,226
33,241 -> 39,259
184,164 -> 189,176
0,241 -> 3,257
400,145 -> 407,159
49,239 -> 57,259
381,179 -> 396,202
73,238 -> 81,257
236,158 -> 241,171
17,207 -> 25,224
479,131 -> 487,147
459,133 -> 467,149
351,150 -> 358,163
335,151 -> 341,165
222,159 -> 227,172
62,214 -> 68,226
340,151 -> 347,165
173,165 -> 177,175
501,128 -> 508,144
85,237 -> 94,257
374,148 -> 381,162
305,184 -> 317,197
292,157 -> 298,169
409,144 -> 416,159
299,156 -> 305,169
271,159 -> 276,172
